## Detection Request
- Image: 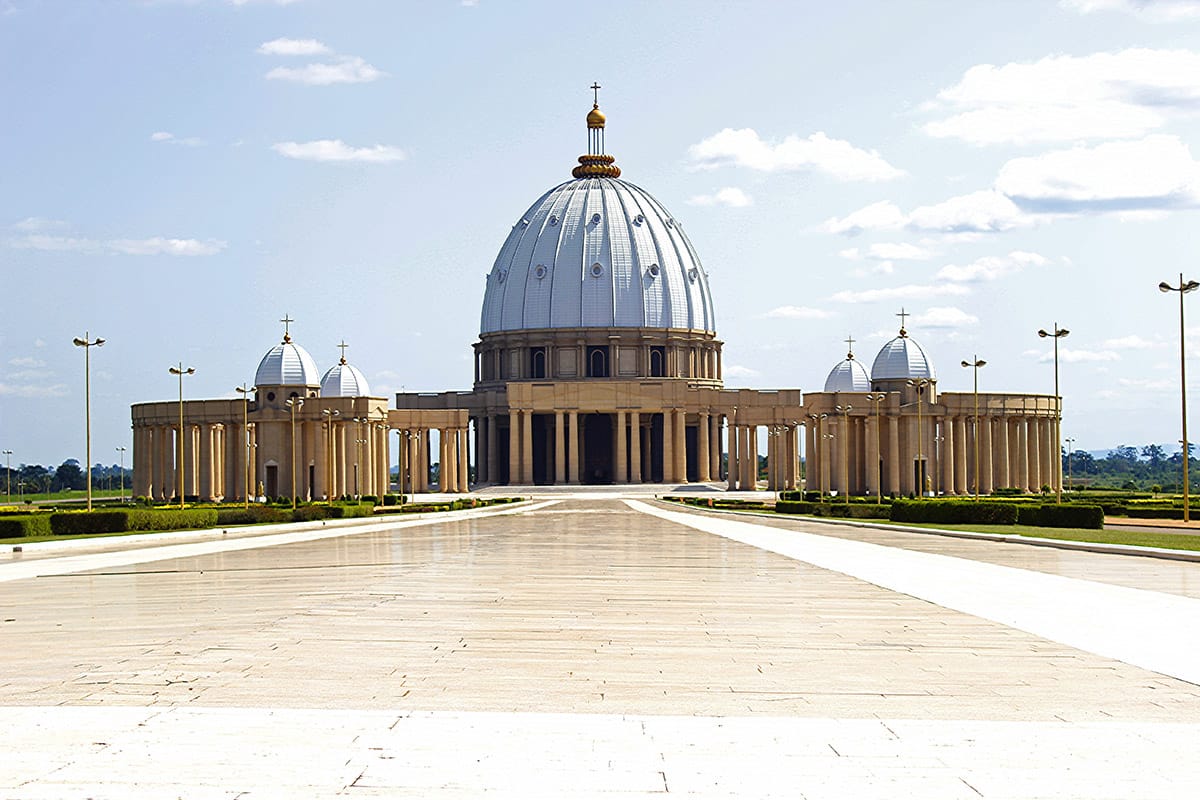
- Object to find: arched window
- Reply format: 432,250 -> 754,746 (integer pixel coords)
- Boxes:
587,346 -> 609,378
649,346 -> 665,378
529,347 -> 547,379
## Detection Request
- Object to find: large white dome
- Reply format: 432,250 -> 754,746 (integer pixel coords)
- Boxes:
871,333 -> 935,381
255,337 -> 320,387
320,360 -> 371,397
479,178 -> 716,334
824,356 -> 871,392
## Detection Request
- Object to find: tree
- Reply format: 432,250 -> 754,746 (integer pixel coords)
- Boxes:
55,459 -> 85,491
1141,444 -> 1167,467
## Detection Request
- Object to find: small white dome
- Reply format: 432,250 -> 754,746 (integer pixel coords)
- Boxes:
824,357 -> 871,392
320,361 -> 371,397
255,338 -> 321,387
871,333 -> 935,381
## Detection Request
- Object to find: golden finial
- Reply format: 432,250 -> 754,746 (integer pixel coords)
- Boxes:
573,82 -> 620,179
280,313 -> 294,344
896,308 -> 909,338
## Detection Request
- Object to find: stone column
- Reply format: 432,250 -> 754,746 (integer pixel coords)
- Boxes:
1016,419 -> 1029,492
615,412 -> 628,483
980,414 -> 994,494
568,411 -> 580,484
674,410 -> 687,483
709,414 -> 721,482
486,415 -> 497,485
554,412 -> 566,485
995,417 -> 1010,490
630,411 -> 642,483
420,429 -> 431,493
865,416 -> 879,498
521,411 -> 534,484
407,431 -> 419,495
955,416 -> 969,495
438,429 -> 449,492
741,425 -> 755,490
1044,416 -> 1057,493
662,411 -> 676,483
199,423 -> 214,501
1030,417 -> 1042,492
803,422 -> 815,494
508,411 -> 520,486
727,419 -> 739,491
698,412 -> 711,482
459,427 -> 469,492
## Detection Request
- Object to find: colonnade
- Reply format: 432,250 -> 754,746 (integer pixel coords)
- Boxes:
726,423 -> 799,491
804,411 -> 1060,497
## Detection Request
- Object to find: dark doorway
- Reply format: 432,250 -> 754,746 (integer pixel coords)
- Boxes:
587,346 -> 609,377
648,413 -> 664,483
495,422 -> 510,484
685,424 -> 698,482
913,458 -> 927,496
531,413 -> 554,484
265,464 -> 278,499
308,464 -> 316,500
582,413 -> 613,483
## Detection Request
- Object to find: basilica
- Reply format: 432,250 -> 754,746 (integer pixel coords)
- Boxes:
130,97 -> 1061,500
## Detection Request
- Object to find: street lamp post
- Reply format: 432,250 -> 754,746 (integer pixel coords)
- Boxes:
235,385 -> 256,509
834,405 -> 853,505
907,378 -> 932,496
2,449 -> 11,504
168,363 -> 195,510
1160,275 -> 1199,521
960,357 -> 987,501
1064,436 -> 1076,493
73,332 -> 105,511
1037,324 -> 1069,504
115,446 -> 126,504
286,397 -> 304,509
864,394 -> 885,503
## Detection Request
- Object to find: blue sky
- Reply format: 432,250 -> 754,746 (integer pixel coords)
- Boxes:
3,0 -> 1200,467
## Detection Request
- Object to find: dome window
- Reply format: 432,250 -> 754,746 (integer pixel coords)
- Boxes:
520,218 -> 529,228
591,213 -> 601,224
534,264 -> 547,280
497,270 -> 507,283
647,264 -> 660,278
688,268 -> 698,283
549,215 -> 559,226
666,218 -> 675,228
634,214 -> 645,225
591,263 -> 604,278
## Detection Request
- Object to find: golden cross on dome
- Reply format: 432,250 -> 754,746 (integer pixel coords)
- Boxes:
337,339 -> 349,365
280,314 -> 294,342
844,334 -> 856,358
590,81 -> 601,106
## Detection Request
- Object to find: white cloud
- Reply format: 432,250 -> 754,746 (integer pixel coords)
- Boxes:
9,232 -> 225,256
825,191 -> 1029,236
764,305 -> 836,320
724,364 -> 761,379
822,201 -> 907,235
829,283 -> 970,304
911,307 -> 978,328
937,250 -> 1049,282
8,356 -> 45,368
840,242 -> 933,261
1029,347 -> 1121,363
149,131 -> 203,146
266,56 -> 384,85
996,135 -> 1200,212
1117,377 -> 1176,390
687,187 -> 753,207
257,37 -> 329,56
1061,0 -> 1200,21
0,381 -> 68,398
272,139 -> 406,163
688,128 -> 904,182
924,48 -> 1200,145
11,217 -> 66,231
229,0 -> 301,5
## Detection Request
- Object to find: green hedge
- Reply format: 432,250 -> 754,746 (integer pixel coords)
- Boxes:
216,506 -> 292,525
889,500 -> 1018,525
775,501 -> 891,519
126,509 -> 217,531
775,500 -> 819,515
49,511 -> 131,535
0,514 -> 53,538
1016,504 -> 1104,529
1125,507 -> 1187,519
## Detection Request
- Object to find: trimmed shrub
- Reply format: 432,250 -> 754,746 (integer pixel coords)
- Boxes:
803,491 -> 822,502
49,511 -> 131,535
126,509 -> 217,531
216,506 -> 292,525
775,500 -> 819,515
360,495 -> 379,504
1126,507 -> 1187,520
381,494 -> 406,506
0,514 -> 53,538
889,500 -> 1018,525
336,503 -> 374,519
829,504 -> 892,519
992,487 -> 1025,497
1036,504 -> 1104,529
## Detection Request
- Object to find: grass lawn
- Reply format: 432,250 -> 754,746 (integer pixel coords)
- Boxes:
886,521 -> 1200,552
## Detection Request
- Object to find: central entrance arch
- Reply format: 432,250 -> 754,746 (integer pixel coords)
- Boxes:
582,413 -> 613,484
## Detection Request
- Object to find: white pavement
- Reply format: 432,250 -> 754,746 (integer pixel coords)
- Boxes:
2,495 -> 1198,798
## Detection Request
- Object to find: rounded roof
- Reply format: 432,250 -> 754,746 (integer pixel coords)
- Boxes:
824,356 -> 871,392
254,337 -> 321,387
479,177 -> 716,334
870,332 -> 936,381
320,360 -> 371,398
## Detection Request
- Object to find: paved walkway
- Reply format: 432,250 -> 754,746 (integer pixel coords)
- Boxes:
2,496 -> 1198,797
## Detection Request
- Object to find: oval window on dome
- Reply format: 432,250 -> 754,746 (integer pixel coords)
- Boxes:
634,214 -> 645,225
591,263 -> 604,278
497,270 -> 507,283
688,268 -> 698,283
534,264 -> 547,280
549,215 -> 559,226
591,213 -> 601,224
647,264 -> 660,278
666,218 -> 675,228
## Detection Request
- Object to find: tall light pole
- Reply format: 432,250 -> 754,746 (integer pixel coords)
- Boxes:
960,357 -> 986,501
235,385 -> 256,509
1037,324 -> 1069,504
73,332 -> 105,510
1160,276 -> 1199,521
115,446 -> 126,504
834,404 -> 853,504
286,397 -> 304,509
907,378 -> 932,496
2,449 -> 11,504
864,394 -> 885,503
169,363 -> 195,510
1064,436 -> 1076,493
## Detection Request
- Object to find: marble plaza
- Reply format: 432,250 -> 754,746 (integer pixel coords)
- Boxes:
2,493 -> 1199,798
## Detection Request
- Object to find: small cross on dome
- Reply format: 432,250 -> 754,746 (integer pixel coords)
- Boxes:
280,314 -> 295,343
844,334 -> 856,359
896,308 -> 909,337
337,340 -> 349,365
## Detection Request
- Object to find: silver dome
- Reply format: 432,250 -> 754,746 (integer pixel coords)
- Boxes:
480,177 -> 716,334
824,357 -> 871,392
254,339 -> 321,387
320,361 -> 371,397
871,334 -> 935,381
